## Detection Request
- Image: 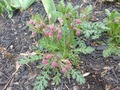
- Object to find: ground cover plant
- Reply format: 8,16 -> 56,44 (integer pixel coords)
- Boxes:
19,1 -> 111,90
103,9 -> 120,57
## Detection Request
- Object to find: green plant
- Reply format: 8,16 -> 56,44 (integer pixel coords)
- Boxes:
0,0 -> 5,14
19,1 -> 109,90
21,15 -> 85,90
81,22 -> 110,39
103,9 -> 120,57
103,44 -> 120,57
0,0 -> 35,18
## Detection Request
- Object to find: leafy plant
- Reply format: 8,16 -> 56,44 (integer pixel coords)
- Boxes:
0,0 -> 35,18
105,9 -> 120,46
103,9 -> 120,57
73,37 -> 94,54
34,71 -> 50,90
103,44 -> 120,57
81,22 -> 110,39
19,1 -> 103,90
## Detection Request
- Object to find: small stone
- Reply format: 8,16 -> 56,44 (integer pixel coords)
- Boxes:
10,45 -> 13,49
51,82 -> 55,85
18,24 -> 22,28
14,32 -> 17,35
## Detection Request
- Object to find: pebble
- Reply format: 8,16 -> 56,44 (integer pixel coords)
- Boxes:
73,86 -> 79,90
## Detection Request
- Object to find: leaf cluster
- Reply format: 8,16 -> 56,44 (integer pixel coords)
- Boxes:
0,0 -> 35,18
70,68 -> 85,84
81,22 -> 110,39
33,71 -> 50,90
73,37 -> 94,54
103,9 -> 120,57
103,44 -> 120,57
20,1 -> 97,90
19,55 -> 42,64
105,9 -> 120,46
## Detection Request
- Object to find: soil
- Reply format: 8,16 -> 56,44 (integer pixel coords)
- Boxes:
0,0 -> 120,90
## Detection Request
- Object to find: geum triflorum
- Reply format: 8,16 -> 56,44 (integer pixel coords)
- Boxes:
28,15 -> 83,73
103,9 -> 120,57
19,1 -> 96,90
23,13 -> 85,90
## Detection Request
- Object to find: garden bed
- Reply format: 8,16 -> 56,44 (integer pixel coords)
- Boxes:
0,0 -> 120,90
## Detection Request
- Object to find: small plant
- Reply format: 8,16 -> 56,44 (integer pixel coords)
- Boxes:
19,1 -> 110,90
103,9 -> 120,57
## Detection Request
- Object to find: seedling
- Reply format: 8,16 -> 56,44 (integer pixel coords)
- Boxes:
103,9 -> 120,57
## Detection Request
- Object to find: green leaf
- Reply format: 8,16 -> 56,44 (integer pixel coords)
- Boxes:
19,55 -> 42,64
9,0 -> 20,9
33,71 -> 50,90
19,0 -> 35,11
103,44 -> 120,57
53,72 -> 61,85
85,5 -> 93,16
105,9 -> 111,16
74,38 -> 94,54
41,0 -> 56,23
0,1 -> 5,14
70,69 -> 85,84
81,22 -> 109,39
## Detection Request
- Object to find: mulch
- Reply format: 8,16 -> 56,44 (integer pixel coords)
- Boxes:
0,0 -> 120,90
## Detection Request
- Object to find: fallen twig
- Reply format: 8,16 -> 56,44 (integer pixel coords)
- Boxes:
3,64 -> 21,90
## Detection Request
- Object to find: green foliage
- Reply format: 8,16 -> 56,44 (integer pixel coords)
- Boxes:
52,70 -> 61,85
105,9 -> 120,46
19,0 -> 35,11
103,44 -> 120,57
70,68 -> 85,84
74,46 -> 94,54
103,9 -> 120,57
80,5 -> 93,21
0,0 -> 35,18
81,22 -> 110,39
74,38 -> 94,54
41,0 -> 56,23
20,1 -> 99,90
19,55 -> 42,64
33,71 -> 50,90
0,0 -> 5,14
57,0 -> 77,17
39,38 -> 59,52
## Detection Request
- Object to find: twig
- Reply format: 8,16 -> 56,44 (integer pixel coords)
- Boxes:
111,68 -> 119,84
65,84 -> 71,90
3,65 -> 21,90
